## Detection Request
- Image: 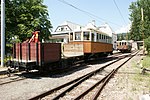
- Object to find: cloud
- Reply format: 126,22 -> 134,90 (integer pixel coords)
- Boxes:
115,24 -> 131,33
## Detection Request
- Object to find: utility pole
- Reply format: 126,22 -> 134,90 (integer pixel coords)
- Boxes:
1,0 -> 5,67
141,8 -> 144,55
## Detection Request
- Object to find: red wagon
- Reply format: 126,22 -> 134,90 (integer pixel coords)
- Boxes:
11,42 -> 61,71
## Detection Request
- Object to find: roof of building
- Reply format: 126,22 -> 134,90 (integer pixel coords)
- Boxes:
98,23 -> 115,37
60,21 -> 83,31
52,21 -> 115,37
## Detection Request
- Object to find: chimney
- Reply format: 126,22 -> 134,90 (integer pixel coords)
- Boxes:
92,20 -> 95,25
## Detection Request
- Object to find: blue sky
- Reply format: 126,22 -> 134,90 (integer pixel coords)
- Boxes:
43,0 -> 137,32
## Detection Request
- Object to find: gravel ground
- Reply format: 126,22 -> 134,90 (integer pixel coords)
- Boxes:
1,51 -> 148,100
0,57 -> 117,100
98,50 -> 150,100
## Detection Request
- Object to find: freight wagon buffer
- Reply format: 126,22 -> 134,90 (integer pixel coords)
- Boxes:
11,43 -> 61,71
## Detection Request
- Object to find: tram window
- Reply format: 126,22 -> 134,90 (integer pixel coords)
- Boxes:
75,32 -> 81,40
120,42 -> 121,45
97,33 -> 99,40
99,34 -> 101,40
70,33 -> 73,40
106,36 -> 108,43
83,32 -> 90,40
109,37 -> 111,43
103,35 -> 105,41
92,33 -> 94,41
108,37 -> 110,43
125,42 -> 126,45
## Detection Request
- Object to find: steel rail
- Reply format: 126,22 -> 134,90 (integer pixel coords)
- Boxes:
92,69 -> 116,100
52,54 -> 134,100
29,52 -> 136,100
74,69 -> 115,100
52,53 -> 135,100
91,50 -> 139,100
0,71 -> 39,85
73,51 -> 139,100
0,77 -> 27,85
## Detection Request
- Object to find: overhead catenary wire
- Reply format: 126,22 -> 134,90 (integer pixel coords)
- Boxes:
57,0 -> 122,27
113,0 -> 127,25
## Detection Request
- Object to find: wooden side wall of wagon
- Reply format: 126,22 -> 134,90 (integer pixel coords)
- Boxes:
11,43 -> 61,71
63,43 -> 84,57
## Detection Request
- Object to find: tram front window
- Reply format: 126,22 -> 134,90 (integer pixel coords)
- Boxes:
75,32 -> 81,40
70,32 -> 73,41
83,32 -> 90,40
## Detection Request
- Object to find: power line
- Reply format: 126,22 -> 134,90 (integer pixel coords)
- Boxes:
113,0 -> 127,25
57,0 -> 105,22
57,0 -> 122,27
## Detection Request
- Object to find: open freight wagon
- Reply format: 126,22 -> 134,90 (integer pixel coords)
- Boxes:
10,43 -> 61,71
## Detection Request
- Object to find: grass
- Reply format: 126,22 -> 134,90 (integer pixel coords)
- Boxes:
142,56 -> 150,68
130,56 -> 150,93
131,72 -> 150,93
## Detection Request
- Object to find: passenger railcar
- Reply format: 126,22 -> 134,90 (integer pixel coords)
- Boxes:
63,28 -> 113,58
116,40 -> 132,53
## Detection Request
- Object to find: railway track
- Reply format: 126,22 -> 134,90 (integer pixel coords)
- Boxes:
0,51 -> 122,80
29,50 -> 139,100
57,52 -> 129,74
0,74 -> 27,85
0,71 -> 39,85
0,51 -> 122,77
0,51 -> 136,86
0,53 -> 121,86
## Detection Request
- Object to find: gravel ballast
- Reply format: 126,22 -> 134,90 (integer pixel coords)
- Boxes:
1,51 -> 149,100
0,58 -> 117,100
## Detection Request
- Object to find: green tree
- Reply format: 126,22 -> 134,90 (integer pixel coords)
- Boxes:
5,0 -> 52,42
129,0 -> 150,41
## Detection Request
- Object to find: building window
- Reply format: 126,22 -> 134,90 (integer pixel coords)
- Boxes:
83,31 -> 90,40
61,27 -> 64,31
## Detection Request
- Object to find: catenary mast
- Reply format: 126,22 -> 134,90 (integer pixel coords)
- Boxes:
1,0 -> 5,67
